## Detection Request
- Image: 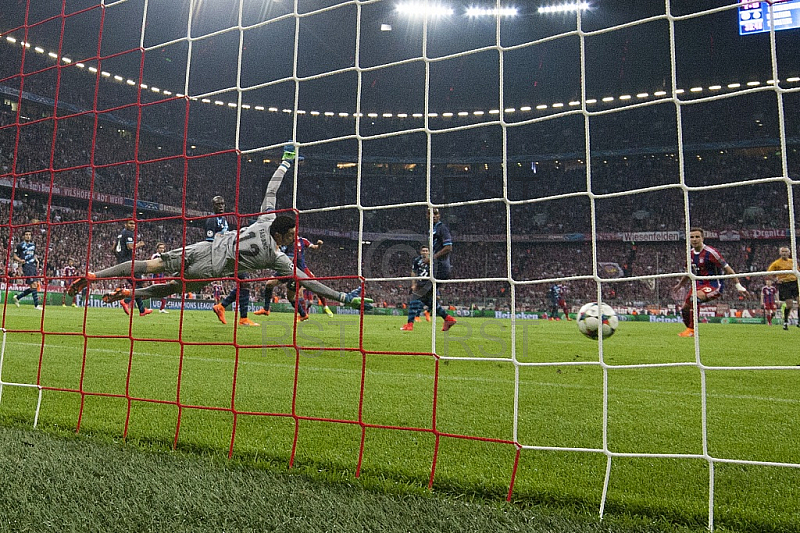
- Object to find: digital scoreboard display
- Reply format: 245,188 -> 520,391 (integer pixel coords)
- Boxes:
739,1 -> 800,35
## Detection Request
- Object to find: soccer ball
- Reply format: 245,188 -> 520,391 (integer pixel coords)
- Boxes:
576,302 -> 618,339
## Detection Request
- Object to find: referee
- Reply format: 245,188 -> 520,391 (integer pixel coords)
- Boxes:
767,246 -> 799,330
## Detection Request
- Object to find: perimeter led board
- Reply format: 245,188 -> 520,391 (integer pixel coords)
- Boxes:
739,1 -> 800,35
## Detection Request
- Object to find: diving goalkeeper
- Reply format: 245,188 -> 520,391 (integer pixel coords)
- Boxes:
68,146 -> 372,311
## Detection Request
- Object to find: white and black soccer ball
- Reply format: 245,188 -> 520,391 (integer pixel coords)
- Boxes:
576,302 -> 618,339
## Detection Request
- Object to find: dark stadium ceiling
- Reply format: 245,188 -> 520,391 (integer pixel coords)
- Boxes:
0,0 -> 798,135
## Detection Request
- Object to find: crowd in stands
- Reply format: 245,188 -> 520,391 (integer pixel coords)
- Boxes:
2,39 -> 799,312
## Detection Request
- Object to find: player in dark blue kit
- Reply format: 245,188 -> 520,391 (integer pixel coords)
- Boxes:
401,208 -> 457,332
114,220 -> 152,316
12,230 -> 43,310
547,284 -> 571,320
208,195 -> 258,327
399,246 -> 431,330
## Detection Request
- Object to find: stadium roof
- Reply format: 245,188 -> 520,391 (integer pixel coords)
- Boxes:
1,0 -> 797,113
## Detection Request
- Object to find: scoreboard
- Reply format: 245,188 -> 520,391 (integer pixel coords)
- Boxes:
739,1 -> 800,35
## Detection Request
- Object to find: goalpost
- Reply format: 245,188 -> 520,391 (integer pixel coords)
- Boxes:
1,1 -> 799,529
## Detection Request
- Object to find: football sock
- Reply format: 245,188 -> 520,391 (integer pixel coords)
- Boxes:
288,295 -> 307,318
681,307 -> 693,328
221,288 -> 237,309
407,300 -> 423,323
263,286 -> 274,311
239,287 -> 250,318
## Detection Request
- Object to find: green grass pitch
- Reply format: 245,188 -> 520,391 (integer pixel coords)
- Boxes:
1,305 -> 799,530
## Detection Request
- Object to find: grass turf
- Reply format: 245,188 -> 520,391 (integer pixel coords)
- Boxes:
1,304 -> 799,531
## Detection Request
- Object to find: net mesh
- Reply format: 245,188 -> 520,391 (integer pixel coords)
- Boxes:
1,1 -> 800,529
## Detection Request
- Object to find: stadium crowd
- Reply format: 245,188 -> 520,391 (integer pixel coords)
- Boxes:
2,40 -> 799,313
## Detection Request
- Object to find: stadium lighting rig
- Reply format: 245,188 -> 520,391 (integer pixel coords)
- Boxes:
3,33 -> 800,122
395,3 -> 518,17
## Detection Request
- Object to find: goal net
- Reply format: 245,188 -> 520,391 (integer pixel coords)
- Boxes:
1,0 -> 799,529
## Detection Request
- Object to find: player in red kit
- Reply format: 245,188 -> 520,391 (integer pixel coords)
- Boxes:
761,278 -> 778,326
254,236 -> 334,319
672,228 -> 751,337
212,283 -> 224,305
62,259 -> 78,307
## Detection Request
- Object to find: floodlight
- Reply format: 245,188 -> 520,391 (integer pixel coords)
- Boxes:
465,6 -> 518,17
538,2 -> 589,14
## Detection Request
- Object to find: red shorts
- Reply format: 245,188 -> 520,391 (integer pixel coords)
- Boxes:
763,303 -> 777,311
684,284 -> 721,306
